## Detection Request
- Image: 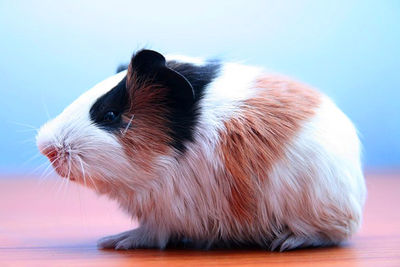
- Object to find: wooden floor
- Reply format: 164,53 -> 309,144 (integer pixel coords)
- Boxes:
0,172 -> 399,266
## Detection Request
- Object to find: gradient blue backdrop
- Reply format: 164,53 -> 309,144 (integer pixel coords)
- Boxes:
0,0 -> 399,174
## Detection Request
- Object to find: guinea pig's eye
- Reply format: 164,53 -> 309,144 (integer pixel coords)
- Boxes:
103,111 -> 117,123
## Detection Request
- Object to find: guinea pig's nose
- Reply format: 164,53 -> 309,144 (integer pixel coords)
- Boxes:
40,145 -> 59,163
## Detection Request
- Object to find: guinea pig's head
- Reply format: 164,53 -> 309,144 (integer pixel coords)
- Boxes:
36,50 -> 195,192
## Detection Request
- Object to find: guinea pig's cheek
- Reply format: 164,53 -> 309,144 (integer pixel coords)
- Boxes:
72,130 -> 129,183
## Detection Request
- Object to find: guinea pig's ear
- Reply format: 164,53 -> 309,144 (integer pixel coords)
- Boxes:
127,50 -> 195,109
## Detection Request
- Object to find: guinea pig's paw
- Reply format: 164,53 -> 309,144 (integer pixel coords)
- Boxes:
270,231 -> 334,252
270,233 -> 308,251
97,229 -> 136,249
114,236 -> 141,250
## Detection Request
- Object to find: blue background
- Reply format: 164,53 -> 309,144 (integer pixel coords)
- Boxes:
0,0 -> 399,175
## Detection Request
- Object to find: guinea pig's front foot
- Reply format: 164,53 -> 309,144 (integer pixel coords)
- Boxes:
269,231 -> 336,252
97,227 -> 163,250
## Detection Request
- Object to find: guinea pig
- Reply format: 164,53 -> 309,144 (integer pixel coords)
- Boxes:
36,49 -> 366,251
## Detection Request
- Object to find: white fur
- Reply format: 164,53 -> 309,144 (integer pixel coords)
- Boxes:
196,63 -> 263,152
36,71 -> 131,188
37,70 -> 127,149
261,96 -> 366,250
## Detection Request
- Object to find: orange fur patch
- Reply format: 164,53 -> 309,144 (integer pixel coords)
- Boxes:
218,75 -> 321,224
118,70 -> 172,171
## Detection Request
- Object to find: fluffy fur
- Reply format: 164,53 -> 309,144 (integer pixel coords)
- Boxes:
36,50 -> 366,251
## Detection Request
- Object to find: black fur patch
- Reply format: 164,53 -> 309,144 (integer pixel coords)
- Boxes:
165,60 -> 221,152
89,77 -> 129,131
90,53 -> 221,153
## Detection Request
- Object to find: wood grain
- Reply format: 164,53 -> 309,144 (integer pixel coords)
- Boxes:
0,172 -> 399,266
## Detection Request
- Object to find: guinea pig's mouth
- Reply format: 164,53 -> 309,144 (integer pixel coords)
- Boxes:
51,156 -> 76,181
53,164 -> 76,180
39,145 -> 77,180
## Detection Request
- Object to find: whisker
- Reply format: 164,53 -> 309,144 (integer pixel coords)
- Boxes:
58,160 -> 71,198
122,115 -> 135,136
78,158 -> 98,191
39,155 -> 61,179
64,151 -> 73,196
43,166 -> 56,179
86,170 -> 99,193
64,173 -> 71,197
40,162 -> 56,179
21,152 -> 42,167
37,143 -> 57,152
28,160 -> 53,176
56,174 -> 67,196
16,128 -> 39,133
77,155 -> 87,188
54,163 -> 66,195
18,138 -> 37,145
8,121 -> 39,131
33,164 -> 54,191
76,176 -> 84,222
37,167 -> 56,187
41,94 -> 52,120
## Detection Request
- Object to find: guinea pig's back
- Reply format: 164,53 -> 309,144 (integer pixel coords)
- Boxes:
206,71 -> 366,249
